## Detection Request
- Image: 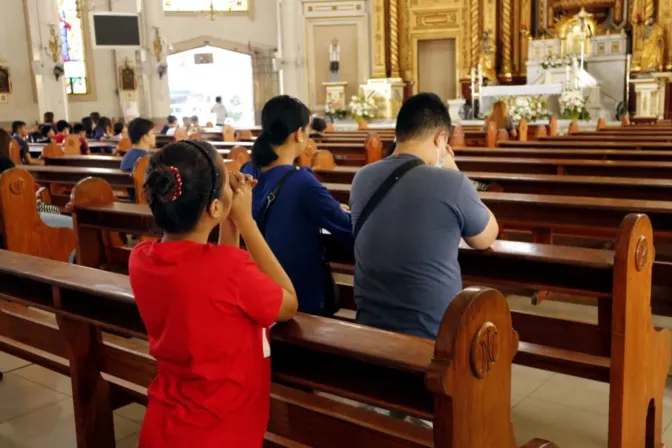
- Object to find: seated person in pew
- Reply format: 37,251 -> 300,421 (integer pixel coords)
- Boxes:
42,111 -> 56,131
161,115 -> 179,136
121,118 -> 156,201
188,115 -> 202,136
52,120 -> 71,144
242,95 -> 352,316
82,116 -> 94,139
181,116 -> 192,130
350,93 -> 499,339
130,139 -> 298,448
11,121 -> 41,165
309,116 -> 327,138
0,129 -> 11,159
111,122 -> 128,141
72,123 -> 90,155
486,100 -> 517,139
92,116 -> 112,141
27,124 -> 55,144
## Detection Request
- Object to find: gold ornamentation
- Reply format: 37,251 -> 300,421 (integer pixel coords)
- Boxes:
478,30 -> 497,80
470,0 -> 480,68
153,27 -> 163,64
9,178 -> 25,196
46,25 -> 61,64
500,0 -> 513,78
470,322 -> 499,379
372,0 -> 387,78
614,0 -> 625,24
640,18 -> 665,72
414,11 -> 458,29
390,0 -> 401,78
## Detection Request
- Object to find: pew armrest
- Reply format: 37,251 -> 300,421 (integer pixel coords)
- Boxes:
36,187 -> 52,205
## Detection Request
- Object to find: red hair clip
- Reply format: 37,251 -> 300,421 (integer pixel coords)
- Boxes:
168,166 -> 183,201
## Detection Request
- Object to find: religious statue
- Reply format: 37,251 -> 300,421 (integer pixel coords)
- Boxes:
562,8 -> 593,57
329,38 -> 340,75
478,30 -> 497,81
640,17 -> 665,73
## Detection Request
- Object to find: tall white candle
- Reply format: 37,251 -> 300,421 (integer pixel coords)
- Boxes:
477,63 -> 483,89
565,65 -> 570,84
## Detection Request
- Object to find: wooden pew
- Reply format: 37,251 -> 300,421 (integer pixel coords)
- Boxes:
44,155 -> 123,169
454,147 -> 672,161
0,249 -> 556,447
500,140 -> 672,151
65,183 -> 669,446
0,168 -> 75,262
315,157 -> 672,182
541,135 -> 672,142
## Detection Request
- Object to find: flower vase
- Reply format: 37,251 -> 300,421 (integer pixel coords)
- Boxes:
358,119 -> 368,130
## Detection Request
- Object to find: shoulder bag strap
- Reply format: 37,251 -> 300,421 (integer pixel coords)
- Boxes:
353,158 -> 423,241
257,167 -> 299,236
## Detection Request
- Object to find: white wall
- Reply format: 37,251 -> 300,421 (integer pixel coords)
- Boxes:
67,49 -> 121,121
0,0 -> 38,125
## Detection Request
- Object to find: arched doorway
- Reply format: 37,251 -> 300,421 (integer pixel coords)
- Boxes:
167,45 -> 255,127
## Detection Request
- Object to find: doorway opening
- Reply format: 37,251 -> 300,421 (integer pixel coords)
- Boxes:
418,39 -> 457,102
167,45 -> 255,127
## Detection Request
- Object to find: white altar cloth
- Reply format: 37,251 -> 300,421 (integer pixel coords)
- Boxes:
480,84 -> 564,98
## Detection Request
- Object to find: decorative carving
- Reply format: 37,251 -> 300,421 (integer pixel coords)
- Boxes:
9,178 -> 25,195
470,322 -> 499,379
635,236 -> 649,271
500,0 -> 513,78
414,11 -> 459,29
390,0 -> 401,78
470,0 -> 480,69
640,18 -> 665,72
372,0 -> 388,78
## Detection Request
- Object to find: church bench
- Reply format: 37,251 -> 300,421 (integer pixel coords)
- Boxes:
499,140 -> 672,151
0,250 -> 555,448
541,135 -> 672,142
44,155 -> 122,170
315,157 -> 672,183
455,147 -> 672,161
64,183 -> 668,446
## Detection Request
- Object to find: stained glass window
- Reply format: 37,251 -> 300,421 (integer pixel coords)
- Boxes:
58,0 -> 88,95
163,0 -> 249,12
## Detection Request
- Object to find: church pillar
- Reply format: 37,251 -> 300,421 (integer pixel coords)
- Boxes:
279,0 -> 308,103
372,0 -> 388,78
389,0 -> 400,79
499,0 -> 513,79
24,0 -> 69,121
518,0 -> 532,77
142,0 -> 171,122
470,0 -> 481,69
111,0 -> 141,122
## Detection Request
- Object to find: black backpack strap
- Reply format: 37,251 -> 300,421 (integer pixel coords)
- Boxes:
353,158 -> 423,241
257,167 -> 299,236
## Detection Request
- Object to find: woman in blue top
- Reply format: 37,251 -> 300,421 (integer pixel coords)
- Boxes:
241,96 -> 352,315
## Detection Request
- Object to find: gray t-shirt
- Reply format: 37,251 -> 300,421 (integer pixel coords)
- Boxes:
349,153 -> 490,339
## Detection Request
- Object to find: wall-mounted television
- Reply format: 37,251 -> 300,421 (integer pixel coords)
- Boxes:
91,13 -> 141,49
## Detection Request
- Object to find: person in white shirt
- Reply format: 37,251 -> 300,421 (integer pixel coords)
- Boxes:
211,96 -> 228,126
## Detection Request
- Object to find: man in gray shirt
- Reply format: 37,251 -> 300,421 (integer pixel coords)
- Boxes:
349,93 -> 499,339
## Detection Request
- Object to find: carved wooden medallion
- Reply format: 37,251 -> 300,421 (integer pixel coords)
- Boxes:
635,236 -> 648,272
9,178 -> 24,195
470,322 -> 499,379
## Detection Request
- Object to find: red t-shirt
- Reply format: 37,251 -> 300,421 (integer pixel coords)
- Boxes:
54,134 -> 66,144
129,240 -> 283,448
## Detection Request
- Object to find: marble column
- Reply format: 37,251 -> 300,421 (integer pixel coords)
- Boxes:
142,0 -> 171,122
24,0 -> 69,121
112,0 -> 140,122
278,0 -> 308,103
371,0 -> 388,78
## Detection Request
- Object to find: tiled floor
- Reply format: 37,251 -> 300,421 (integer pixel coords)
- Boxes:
3,297 -> 672,447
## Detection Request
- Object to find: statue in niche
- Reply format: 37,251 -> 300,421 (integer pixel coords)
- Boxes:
640,17 -> 665,72
478,30 -> 497,81
329,38 -> 340,82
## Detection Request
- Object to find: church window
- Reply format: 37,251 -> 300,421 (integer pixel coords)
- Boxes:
58,0 -> 88,95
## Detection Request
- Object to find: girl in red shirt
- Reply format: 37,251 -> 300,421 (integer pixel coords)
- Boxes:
129,140 -> 298,448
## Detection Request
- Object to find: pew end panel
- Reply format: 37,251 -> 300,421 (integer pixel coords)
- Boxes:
485,121 -> 497,148
227,146 -> 251,172
364,132 -> 383,164
548,116 -> 558,137
64,135 -> 81,155
312,150 -> 337,171
299,139 -> 318,167
132,155 -> 149,204
41,142 -> 64,159
426,287 -> 521,447
518,119 -> 528,142
9,139 -> 22,165
0,168 -> 75,262
449,125 -> 466,149
609,214 -> 671,447
223,125 -> 236,142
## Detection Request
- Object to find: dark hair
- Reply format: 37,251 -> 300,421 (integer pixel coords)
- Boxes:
73,123 -> 85,134
82,116 -> 93,130
0,156 -> 15,175
311,117 -> 327,133
215,96 -> 222,103
56,120 -> 71,133
39,124 -> 53,137
12,121 -> 26,134
395,93 -> 451,143
191,115 -> 199,123
90,112 -> 101,123
0,129 -> 12,159
43,112 -> 54,123
113,122 -> 125,136
252,95 -> 310,168
144,140 -> 224,234
95,117 -> 111,133
128,118 -> 155,144
167,115 -> 177,124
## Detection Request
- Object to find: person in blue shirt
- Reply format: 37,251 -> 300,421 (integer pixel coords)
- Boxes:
121,118 -> 156,201
241,95 -> 352,315
11,121 -> 40,165
92,116 -> 112,140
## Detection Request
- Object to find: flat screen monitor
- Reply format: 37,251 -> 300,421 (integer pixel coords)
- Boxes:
91,13 -> 141,49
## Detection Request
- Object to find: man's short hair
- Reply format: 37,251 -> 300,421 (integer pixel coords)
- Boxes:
395,93 -> 451,143
311,116 -> 327,132
43,112 -> 54,123
73,123 -> 85,134
56,120 -> 71,133
90,112 -> 101,123
167,115 -> 177,124
113,122 -> 125,135
215,96 -> 222,103
191,115 -> 199,123
128,118 -> 155,145
12,121 -> 26,134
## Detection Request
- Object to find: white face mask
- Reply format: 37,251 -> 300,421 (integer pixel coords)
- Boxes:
435,138 -> 447,167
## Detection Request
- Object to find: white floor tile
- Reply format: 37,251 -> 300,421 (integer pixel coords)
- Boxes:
0,373 -> 67,423
116,432 -> 139,448
511,364 -> 555,397
12,365 -> 72,397
114,404 -> 146,424
0,352 -> 30,373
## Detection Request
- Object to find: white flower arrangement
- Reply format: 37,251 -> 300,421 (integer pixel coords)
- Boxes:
492,95 -> 551,123
349,94 -> 377,122
559,89 -> 590,121
540,52 -> 571,70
